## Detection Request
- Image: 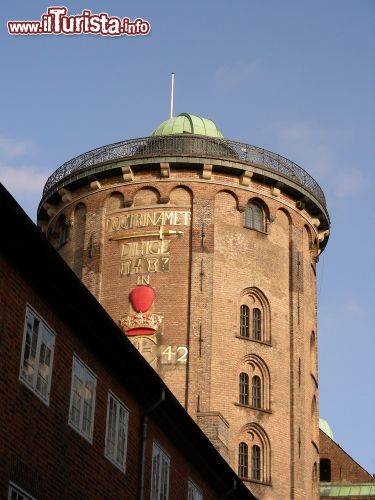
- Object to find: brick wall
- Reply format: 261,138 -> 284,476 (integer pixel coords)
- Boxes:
0,249 -> 252,500
320,430 -> 374,483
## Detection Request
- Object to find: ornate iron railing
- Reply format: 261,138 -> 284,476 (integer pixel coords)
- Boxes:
42,134 -> 327,208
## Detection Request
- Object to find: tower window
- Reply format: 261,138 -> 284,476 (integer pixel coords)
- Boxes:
240,305 -> 250,337
252,375 -> 261,408
320,458 -> 331,482
239,372 -> 249,405
252,308 -> 262,340
238,442 -> 248,478
251,445 -> 261,481
244,203 -> 264,231
238,424 -> 270,484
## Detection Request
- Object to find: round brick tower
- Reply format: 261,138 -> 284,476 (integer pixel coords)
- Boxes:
38,113 -> 330,499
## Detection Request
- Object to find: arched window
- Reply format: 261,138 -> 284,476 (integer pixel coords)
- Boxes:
239,288 -> 271,344
240,305 -> 249,337
245,203 -> 264,231
320,459 -> 331,482
238,442 -> 248,478
252,308 -> 262,340
238,423 -> 271,484
56,214 -> 69,247
252,376 -> 261,408
239,373 -> 249,405
251,445 -> 261,481
312,462 -> 318,497
310,331 -> 317,373
73,204 -> 87,278
106,191 -> 124,210
311,395 -> 318,444
239,355 -> 270,411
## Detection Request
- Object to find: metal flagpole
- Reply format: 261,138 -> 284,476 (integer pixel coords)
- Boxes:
170,72 -> 175,118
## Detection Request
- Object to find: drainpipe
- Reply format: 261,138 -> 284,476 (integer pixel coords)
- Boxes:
139,390 -> 166,500
220,479 -> 238,500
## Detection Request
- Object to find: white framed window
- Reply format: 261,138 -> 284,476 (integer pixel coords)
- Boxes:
151,442 -> 170,500
188,480 -> 203,500
19,305 -> 55,404
105,392 -> 129,472
68,355 -> 97,442
8,482 -> 36,500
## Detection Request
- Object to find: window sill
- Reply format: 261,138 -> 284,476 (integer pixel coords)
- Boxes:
240,477 -> 272,487
243,226 -> 268,235
234,403 -> 271,414
57,239 -> 69,250
68,420 -> 94,444
235,335 -> 271,347
105,453 -> 126,473
19,376 -> 50,406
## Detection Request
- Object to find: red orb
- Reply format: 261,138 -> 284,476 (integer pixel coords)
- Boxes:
129,286 -> 155,313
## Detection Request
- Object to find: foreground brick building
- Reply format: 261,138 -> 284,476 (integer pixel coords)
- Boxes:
0,183 -> 255,500
37,113 -> 331,498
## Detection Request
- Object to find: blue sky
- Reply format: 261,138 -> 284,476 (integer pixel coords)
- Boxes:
1,0 -> 374,473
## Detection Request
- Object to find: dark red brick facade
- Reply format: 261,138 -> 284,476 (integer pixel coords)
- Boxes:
320,430 -> 373,484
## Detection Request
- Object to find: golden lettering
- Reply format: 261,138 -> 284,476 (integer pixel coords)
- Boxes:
120,214 -> 130,230
121,244 -> 130,258
147,258 -> 159,272
121,240 -> 171,258
107,210 -> 191,233
149,241 -> 160,254
174,212 -> 183,225
153,213 -> 163,226
163,212 -> 173,225
160,257 -> 169,272
119,256 -> 170,276
120,260 -> 131,276
146,212 -> 155,226
112,217 -> 120,231
160,240 -> 170,254
137,275 -> 150,285
183,211 -> 191,225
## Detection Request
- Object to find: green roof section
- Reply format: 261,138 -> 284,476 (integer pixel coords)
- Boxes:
320,484 -> 375,497
319,417 -> 334,440
152,113 -> 224,138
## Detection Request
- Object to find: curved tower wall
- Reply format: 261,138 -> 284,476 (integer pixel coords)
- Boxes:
39,136 -> 329,499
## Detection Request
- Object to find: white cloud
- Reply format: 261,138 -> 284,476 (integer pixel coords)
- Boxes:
0,164 -> 47,194
334,170 -> 371,198
276,122 -> 338,175
345,299 -> 366,319
0,135 -> 36,159
273,121 -> 372,198
0,136 -> 46,211
213,60 -> 259,89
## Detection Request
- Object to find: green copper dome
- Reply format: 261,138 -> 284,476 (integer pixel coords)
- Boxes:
152,113 -> 224,138
319,417 -> 334,440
